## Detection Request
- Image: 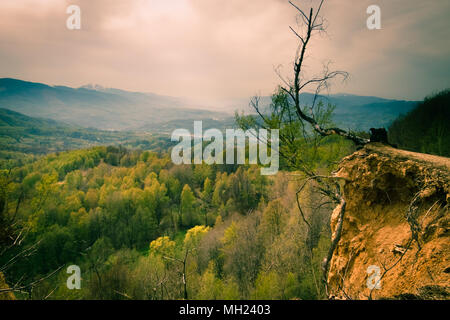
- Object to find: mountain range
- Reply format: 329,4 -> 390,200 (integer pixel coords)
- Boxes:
233,93 -> 419,131
0,78 -> 419,132
0,78 -> 230,131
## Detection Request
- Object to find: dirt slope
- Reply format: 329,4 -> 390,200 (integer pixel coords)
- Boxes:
328,143 -> 449,299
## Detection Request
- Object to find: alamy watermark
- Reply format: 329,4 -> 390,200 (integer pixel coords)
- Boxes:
66,5 -> 81,30
66,265 -> 81,289
367,5 -> 381,30
171,121 -> 279,175
366,265 -> 382,290
64,4 -> 380,31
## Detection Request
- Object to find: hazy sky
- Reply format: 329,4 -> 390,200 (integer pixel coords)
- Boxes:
0,0 -> 449,102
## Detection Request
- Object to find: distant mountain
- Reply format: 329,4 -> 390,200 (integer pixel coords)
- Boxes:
236,92 -> 419,131
0,78 -> 418,132
0,78 -> 230,131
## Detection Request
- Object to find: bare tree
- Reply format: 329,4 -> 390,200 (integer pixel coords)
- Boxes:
280,0 -> 368,145
237,0 -> 371,298
157,247 -> 190,300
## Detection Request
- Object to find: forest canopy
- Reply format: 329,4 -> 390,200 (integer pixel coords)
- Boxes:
0,124 -> 354,300
389,90 -> 450,157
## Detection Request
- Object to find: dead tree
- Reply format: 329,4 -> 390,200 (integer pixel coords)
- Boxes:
280,0 -> 369,146
162,249 -> 190,300
242,0 -> 372,298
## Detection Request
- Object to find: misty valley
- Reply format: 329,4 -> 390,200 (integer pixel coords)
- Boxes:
0,0 -> 449,305
0,78 -> 448,301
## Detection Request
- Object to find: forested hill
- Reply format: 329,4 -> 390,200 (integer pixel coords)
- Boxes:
0,144 -> 341,299
0,107 -> 62,128
388,90 -> 450,157
0,108 -> 173,164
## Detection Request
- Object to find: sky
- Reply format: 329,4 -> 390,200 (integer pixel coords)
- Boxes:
0,0 -> 449,103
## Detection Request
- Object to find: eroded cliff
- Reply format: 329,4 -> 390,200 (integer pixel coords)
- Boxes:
328,143 -> 449,299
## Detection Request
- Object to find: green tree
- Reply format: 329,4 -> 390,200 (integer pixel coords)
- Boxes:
180,184 -> 197,227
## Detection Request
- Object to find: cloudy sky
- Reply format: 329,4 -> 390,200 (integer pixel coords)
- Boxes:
0,0 -> 449,102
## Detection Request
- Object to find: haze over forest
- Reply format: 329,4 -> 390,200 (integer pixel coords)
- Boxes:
0,0 -> 449,303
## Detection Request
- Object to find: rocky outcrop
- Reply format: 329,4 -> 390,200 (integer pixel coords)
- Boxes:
328,143 -> 449,300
